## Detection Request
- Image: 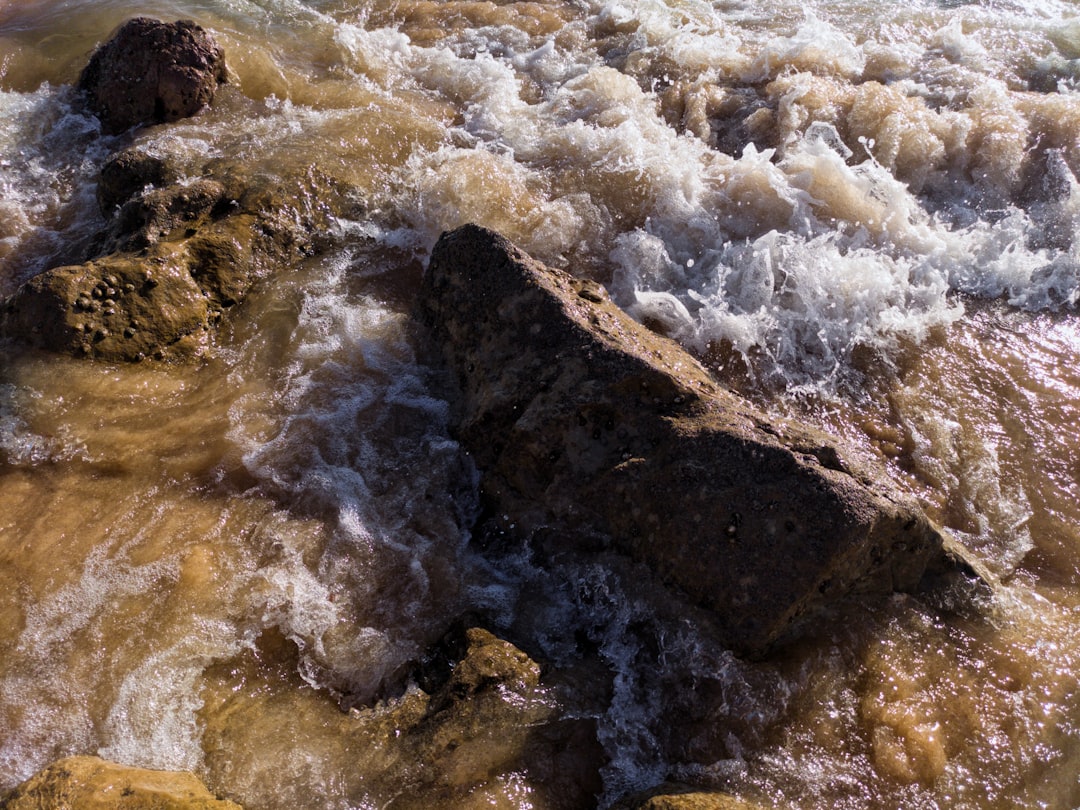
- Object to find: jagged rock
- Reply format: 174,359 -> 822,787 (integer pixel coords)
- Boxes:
387,626 -> 605,809
0,756 -> 241,810
78,18 -> 228,134
416,224 -> 982,656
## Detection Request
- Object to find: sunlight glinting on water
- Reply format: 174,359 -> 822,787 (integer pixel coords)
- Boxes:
3,0 -> 1080,807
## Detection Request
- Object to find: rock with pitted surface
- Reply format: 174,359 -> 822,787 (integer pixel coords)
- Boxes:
0,207 -> 276,362
1,146 -> 332,361
416,224 -> 986,656
78,17 -> 228,134
0,756 -> 242,810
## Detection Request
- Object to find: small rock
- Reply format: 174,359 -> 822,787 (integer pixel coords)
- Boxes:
387,626 -> 604,810
1,755 -> 242,809
613,784 -> 768,810
98,148 -> 183,214
78,17 -> 228,134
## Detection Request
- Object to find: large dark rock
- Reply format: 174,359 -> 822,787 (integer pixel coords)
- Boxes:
0,756 -> 242,810
78,18 -> 227,134
416,224 -> 983,656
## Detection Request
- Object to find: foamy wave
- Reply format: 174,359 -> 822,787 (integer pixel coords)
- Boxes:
225,250 -> 475,702
0,382 -> 91,465
355,2 -> 1080,391
0,84 -> 111,292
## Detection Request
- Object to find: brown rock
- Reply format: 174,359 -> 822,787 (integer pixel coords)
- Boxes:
78,18 -> 227,134
390,626 -> 604,810
97,148 -> 183,214
0,210 -> 274,362
0,755 -> 242,810
1,151 -> 326,361
416,224 -> 981,656
197,625 -> 604,810
2,244 -> 210,361
106,180 -> 229,253
614,784 -> 769,810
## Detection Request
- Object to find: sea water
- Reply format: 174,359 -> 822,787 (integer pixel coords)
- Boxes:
2,0 -> 1080,807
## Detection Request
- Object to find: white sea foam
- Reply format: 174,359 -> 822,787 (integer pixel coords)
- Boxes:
750,13 -> 866,80
3,0 -> 1080,805
222,248 -> 475,702
0,383 -> 90,465
0,84 -> 111,292
98,642 -> 228,773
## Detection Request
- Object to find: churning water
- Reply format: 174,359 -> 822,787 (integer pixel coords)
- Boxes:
2,0 -> 1080,807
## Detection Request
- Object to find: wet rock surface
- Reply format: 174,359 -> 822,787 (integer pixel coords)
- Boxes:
0,26 -> 328,363
0,756 -> 242,810
1,171 -> 309,362
1,137 -> 332,361
78,18 -> 228,134
613,785 -> 769,810
199,625 -> 605,810
97,149 -> 184,215
416,224 -> 979,656
388,626 -> 605,809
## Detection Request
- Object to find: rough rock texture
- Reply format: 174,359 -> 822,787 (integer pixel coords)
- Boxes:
389,625 -> 604,809
78,18 -> 228,134
1,148 -> 324,361
613,785 -> 769,810
0,185 -> 299,362
0,756 -> 241,810
0,214 -> 268,361
416,224 -> 979,656
97,148 -> 183,214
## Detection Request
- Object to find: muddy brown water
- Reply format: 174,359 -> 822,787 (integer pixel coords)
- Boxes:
3,0 -> 1080,807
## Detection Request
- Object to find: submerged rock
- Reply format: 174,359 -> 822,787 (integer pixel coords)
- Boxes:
0,756 -> 242,810
389,626 -> 604,809
416,224 -> 981,656
198,625 -> 603,809
78,18 -> 228,134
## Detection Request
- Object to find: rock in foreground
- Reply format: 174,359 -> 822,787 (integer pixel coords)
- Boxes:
1,756 -> 241,810
78,18 -> 227,133
614,785 -> 768,810
417,224 -> 977,656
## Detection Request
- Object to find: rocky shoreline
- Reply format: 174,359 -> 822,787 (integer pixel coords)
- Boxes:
0,17 -> 993,810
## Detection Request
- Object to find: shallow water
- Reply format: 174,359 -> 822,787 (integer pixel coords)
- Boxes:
2,0 -> 1080,807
